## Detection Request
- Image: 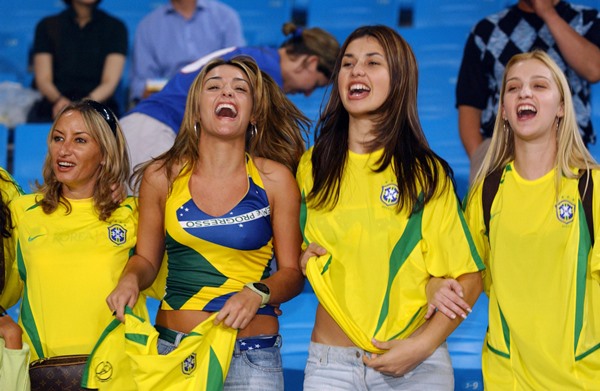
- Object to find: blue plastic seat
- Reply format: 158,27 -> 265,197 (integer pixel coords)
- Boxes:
307,0 -> 399,30
12,122 -> 51,193
413,0 -> 505,28
220,0 -> 293,46
0,124 -> 8,168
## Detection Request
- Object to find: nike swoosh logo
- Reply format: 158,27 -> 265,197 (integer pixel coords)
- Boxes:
28,234 -> 45,242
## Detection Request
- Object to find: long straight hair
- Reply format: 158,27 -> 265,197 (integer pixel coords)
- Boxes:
471,50 -> 598,199
307,25 -> 453,213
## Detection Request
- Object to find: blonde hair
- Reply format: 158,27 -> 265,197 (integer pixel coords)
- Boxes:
133,56 -> 309,191
37,100 -> 130,221
471,50 -> 597,196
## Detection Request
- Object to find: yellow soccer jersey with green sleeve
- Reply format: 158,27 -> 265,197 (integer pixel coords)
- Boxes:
6,195 -> 148,360
83,307 -> 236,390
0,167 -> 24,309
297,148 -> 484,353
464,163 -> 600,390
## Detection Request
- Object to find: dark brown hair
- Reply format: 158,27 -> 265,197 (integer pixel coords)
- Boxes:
308,25 -> 454,213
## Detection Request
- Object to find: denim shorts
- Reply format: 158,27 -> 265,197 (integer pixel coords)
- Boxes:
303,341 -> 454,391
157,327 -> 283,391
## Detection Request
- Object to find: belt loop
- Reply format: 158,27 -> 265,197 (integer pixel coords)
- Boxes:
174,331 -> 183,347
318,344 -> 329,365
233,340 -> 241,356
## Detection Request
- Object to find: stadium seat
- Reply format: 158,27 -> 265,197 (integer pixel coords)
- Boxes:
288,87 -> 330,146
0,124 -> 8,168
305,0 -> 399,43
12,122 -> 51,193
220,0 -> 293,46
413,0 -> 505,28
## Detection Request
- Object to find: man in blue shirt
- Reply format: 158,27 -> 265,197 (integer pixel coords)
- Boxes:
129,0 -> 245,104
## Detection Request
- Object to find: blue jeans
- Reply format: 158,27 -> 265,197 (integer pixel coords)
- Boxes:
157,330 -> 283,391
303,341 -> 454,390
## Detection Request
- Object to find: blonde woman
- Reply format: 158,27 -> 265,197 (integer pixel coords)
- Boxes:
431,50 -> 600,389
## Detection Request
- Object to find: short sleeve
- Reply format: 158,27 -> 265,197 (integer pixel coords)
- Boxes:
421,171 -> 485,279
463,182 -> 492,294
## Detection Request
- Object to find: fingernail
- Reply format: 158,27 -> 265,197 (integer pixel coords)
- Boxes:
467,307 -> 472,313
461,313 -> 467,319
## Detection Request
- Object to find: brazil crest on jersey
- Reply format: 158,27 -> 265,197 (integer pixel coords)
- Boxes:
297,148 -> 484,353
82,308 -> 236,390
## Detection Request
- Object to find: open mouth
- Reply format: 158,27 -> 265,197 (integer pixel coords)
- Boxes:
517,104 -> 537,120
215,103 -> 238,118
349,83 -> 371,97
57,161 -> 75,168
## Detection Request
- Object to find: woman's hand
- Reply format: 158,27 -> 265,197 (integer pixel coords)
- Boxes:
424,277 -> 471,320
299,242 -> 327,276
214,287 -> 263,329
0,315 -> 23,349
106,274 -> 140,322
363,337 -> 432,377
110,182 -> 127,203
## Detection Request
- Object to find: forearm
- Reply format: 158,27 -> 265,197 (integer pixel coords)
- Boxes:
87,82 -> 119,104
541,9 -> 600,82
262,267 -> 304,304
35,78 -> 62,103
458,106 -> 484,158
414,272 -> 483,352
89,54 -> 125,103
121,254 -> 161,291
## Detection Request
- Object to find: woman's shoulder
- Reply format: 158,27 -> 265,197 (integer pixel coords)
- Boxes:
9,193 -> 40,212
252,156 -> 291,177
251,156 -> 297,190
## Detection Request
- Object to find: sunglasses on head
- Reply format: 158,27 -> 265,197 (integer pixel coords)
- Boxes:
86,100 -> 117,136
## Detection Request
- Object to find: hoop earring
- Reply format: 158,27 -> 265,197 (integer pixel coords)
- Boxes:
250,123 -> 257,138
194,122 -> 200,137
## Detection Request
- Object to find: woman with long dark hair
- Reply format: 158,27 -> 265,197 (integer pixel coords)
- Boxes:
298,25 -> 484,390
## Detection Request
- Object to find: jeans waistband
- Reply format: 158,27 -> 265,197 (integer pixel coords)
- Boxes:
155,325 -> 187,345
157,325 -> 281,353
235,334 -> 282,354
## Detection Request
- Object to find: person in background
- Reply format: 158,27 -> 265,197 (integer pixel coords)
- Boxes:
456,0 -> 600,182
27,0 -> 127,122
129,0 -> 245,105
432,50 -> 600,389
298,25 -> 484,390
121,22 -> 339,175
0,169 -> 28,391
2,100 -> 148,366
106,56 -> 308,389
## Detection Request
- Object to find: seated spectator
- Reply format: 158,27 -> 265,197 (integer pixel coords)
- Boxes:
27,0 -> 127,122
129,0 -> 245,105
122,22 -> 339,175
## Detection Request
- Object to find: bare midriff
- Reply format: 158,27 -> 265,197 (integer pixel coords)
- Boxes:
156,309 -> 279,338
